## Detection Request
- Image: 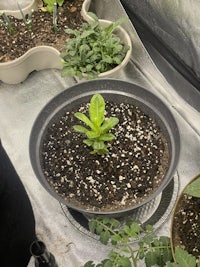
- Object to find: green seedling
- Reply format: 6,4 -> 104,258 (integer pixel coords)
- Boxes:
73,94 -> 119,155
167,247 -> 199,267
41,0 -> 65,13
53,2 -> 58,32
83,217 -> 173,267
1,13 -> 15,34
61,13 -> 129,79
83,216 -> 200,267
184,176 -> 200,198
17,3 -> 33,30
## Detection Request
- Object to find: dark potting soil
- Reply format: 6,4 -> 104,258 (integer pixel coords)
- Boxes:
0,0 -> 84,62
41,101 -> 170,212
172,194 -> 200,258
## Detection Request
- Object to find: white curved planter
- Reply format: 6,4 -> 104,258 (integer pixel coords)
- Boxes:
74,19 -> 132,81
0,0 -> 132,84
81,0 -> 91,21
0,46 -> 61,84
81,0 -> 132,79
0,0 -> 38,18
96,20 -> 132,79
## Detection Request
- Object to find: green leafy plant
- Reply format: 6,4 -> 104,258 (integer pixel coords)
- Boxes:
167,247 -> 199,267
61,13 -> 129,79
184,176 -> 200,198
83,217 -> 173,267
1,13 -> 15,34
17,2 -> 33,30
73,94 -> 119,155
40,0 -> 67,30
41,0 -> 65,13
1,4 -> 33,34
82,216 -> 200,267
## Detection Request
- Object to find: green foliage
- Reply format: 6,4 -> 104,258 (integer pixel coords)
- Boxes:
60,13 -> 129,79
166,247 -> 198,267
174,247 -> 197,267
73,94 -> 119,155
17,3 -> 33,30
184,176 -> 200,198
83,217 -> 173,267
1,13 -> 15,34
41,0 -> 65,13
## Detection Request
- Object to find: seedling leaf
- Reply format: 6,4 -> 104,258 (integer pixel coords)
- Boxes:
89,94 -> 105,127
83,261 -> 95,267
73,125 -> 88,134
174,247 -> 196,267
86,131 -> 100,139
100,118 -> 119,134
87,12 -> 99,21
145,251 -> 157,267
83,139 -> 94,147
74,112 -> 96,131
73,94 -> 118,154
100,231 -> 110,245
99,134 -> 115,142
184,177 -> 200,198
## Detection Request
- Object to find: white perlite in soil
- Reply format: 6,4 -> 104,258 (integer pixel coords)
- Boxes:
42,101 -> 169,212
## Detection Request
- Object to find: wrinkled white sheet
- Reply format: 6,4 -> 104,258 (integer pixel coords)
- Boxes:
0,0 -> 200,266
121,0 -> 200,79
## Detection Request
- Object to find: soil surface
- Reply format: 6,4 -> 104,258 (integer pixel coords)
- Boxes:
41,100 -> 170,212
0,0 -> 84,62
172,193 -> 200,259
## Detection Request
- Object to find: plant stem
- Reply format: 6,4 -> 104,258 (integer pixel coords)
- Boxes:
90,217 -> 172,267
1,13 -> 15,34
53,2 -> 58,32
126,243 -> 138,267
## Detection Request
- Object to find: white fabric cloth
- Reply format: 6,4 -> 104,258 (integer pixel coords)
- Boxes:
120,0 -> 200,79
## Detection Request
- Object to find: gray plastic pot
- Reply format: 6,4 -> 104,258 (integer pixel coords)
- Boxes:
29,79 -> 180,217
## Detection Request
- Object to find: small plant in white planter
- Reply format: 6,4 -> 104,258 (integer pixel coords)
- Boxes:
61,13 -> 131,79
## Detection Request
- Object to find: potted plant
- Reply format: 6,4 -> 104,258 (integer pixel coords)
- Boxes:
170,173 -> 200,267
0,0 -> 131,84
29,79 -> 180,217
82,216 -> 174,267
0,0 -> 84,84
60,12 -> 132,80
